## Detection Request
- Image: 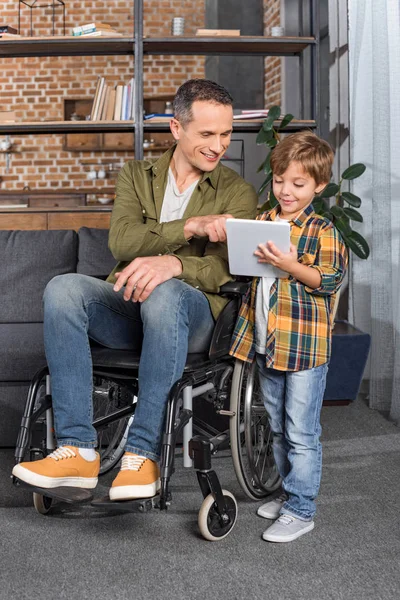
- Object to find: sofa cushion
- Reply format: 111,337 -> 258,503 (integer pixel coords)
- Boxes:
77,227 -> 117,278
0,323 -> 46,381
0,230 -> 77,324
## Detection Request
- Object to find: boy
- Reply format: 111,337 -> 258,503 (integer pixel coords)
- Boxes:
230,131 -> 348,542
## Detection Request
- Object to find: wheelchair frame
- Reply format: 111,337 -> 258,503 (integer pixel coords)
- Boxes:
13,282 -> 280,541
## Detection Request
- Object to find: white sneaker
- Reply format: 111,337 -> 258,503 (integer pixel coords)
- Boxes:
263,514 -> 315,543
257,492 -> 288,520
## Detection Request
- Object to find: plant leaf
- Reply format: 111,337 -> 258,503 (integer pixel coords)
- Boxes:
334,217 -> 353,237
330,205 -> 345,218
312,196 -> 329,215
343,231 -> 370,259
343,207 -> 363,222
269,189 -> 279,207
341,191 -> 361,208
256,127 -> 274,144
341,163 -> 366,180
267,105 -> 281,121
257,172 -> 273,196
279,113 -> 294,129
321,183 -> 339,197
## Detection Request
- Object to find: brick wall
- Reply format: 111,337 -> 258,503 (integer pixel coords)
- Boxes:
0,1 -> 281,192
264,0 -> 282,108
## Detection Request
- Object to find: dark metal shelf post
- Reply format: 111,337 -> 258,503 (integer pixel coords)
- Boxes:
134,0 -> 144,159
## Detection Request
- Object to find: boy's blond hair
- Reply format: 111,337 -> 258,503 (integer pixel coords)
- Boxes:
270,131 -> 334,185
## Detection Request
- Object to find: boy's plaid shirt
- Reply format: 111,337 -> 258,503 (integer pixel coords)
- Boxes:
229,204 -> 348,371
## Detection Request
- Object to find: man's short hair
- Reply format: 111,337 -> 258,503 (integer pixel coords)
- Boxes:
173,79 -> 233,127
270,131 -> 334,184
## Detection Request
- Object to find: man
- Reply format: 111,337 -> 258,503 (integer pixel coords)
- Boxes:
13,79 -> 258,501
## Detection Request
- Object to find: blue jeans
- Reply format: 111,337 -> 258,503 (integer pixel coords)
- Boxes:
256,354 -> 328,521
43,274 -> 215,461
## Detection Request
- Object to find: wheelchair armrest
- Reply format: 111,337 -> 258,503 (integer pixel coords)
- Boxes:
220,279 -> 250,297
94,274 -> 110,281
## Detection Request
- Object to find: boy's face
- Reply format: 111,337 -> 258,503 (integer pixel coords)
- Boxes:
273,160 -> 327,220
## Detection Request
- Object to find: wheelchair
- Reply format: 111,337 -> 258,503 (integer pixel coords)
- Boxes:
13,281 -> 280,541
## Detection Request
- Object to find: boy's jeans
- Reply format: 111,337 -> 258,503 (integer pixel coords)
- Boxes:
256,354 -> 328,521
43,274 -> 215,462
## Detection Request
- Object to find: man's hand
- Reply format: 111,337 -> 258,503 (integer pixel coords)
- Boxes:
184,214 -> 233,243
113,255 -> 183,303
254,241 -> 298,273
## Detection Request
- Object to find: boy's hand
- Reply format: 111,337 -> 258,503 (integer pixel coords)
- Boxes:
255,241 -> 298,274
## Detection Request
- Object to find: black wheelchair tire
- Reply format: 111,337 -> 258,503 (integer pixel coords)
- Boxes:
230,359 -> 281,500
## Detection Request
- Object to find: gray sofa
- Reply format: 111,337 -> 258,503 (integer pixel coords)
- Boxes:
0,228 -> 117,447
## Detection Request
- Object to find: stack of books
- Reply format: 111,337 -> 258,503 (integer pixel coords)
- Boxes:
89,77 -> 135,121
72,22 -> 122,37
233,110 -> 273,120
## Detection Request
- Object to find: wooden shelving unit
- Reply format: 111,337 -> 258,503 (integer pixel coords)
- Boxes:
0,1 -> 320,157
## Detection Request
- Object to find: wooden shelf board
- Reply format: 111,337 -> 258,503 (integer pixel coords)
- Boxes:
144,36 -> 315,56
144,119 -> 316,133
0,120 -> 135,134
0,37 -> 135,57
0,35 -> 314,58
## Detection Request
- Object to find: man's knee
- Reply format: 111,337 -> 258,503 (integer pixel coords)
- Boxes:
44,273 -> 94,314
141,279 -> 187,313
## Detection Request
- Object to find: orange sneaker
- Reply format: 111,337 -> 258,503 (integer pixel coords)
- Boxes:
110,453 -> 160,501
12,446 -> 100,489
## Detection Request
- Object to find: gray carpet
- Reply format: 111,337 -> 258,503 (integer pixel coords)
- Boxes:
1,397 -> 400,600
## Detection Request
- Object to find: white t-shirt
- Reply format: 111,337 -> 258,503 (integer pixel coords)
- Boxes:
159,168 -> 199,223
255,214 -> 288,354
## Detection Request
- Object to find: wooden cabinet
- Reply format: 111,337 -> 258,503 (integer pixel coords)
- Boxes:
28,194 -> 86,208
0,208 -> 111,231
63,98 -> 134,152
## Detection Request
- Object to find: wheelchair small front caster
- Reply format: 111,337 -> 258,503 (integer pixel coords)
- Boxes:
33,492 -> 53,515
198,489 -> 237,541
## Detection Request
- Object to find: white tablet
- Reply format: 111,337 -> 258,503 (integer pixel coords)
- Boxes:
226,218 -> 291,278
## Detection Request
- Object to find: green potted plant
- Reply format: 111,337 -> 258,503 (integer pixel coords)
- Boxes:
256,106 -> 371,403
256,105 -> 369,260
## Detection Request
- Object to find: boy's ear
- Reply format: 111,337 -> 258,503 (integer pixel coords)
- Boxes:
315,182 -> 329,195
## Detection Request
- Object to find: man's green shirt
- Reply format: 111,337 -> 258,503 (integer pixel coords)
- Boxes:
107,146 -> 258,319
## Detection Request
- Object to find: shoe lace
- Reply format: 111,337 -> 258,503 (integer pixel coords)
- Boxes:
277,514 -> 296,526
277,492 -> 288,503
120,455 -> 147,471
48,447 -> 77,461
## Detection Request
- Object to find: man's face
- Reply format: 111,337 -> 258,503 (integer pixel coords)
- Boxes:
171,100 -> 233,173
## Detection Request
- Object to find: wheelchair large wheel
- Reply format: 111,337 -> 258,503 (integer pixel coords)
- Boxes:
92,377 -> 136,475
198,490 -> 237,541
230,360 -> 280,500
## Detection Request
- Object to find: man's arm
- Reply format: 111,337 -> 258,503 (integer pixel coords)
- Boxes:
173,183 -> 258,292
109,162 -> 191,261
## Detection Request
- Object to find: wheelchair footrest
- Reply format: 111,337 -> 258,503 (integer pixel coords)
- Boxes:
15,479 -> 94,504
91,495 -> 158,513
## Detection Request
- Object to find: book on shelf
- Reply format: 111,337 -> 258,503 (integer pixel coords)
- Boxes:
90,76 -> 105,121
72,22 -> 122,37
87,78 -> 135,122
114,85 -> 124,121
0,25 -> 18,34
105,88 -> 116,121
77,30 -> 123,37
233,110 -> 283,120
195,28 -> 241,37
97,83 -> 109,121
144,113 -> 173,120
